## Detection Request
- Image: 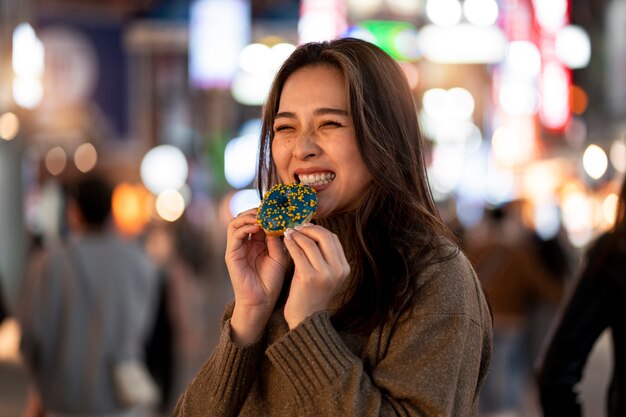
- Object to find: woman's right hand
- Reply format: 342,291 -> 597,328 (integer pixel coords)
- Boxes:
225,208 -> 288,345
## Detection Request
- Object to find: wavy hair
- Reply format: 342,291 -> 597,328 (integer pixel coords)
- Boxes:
257,38 -> 456,333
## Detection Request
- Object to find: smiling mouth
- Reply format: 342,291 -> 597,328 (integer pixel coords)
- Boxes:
296,172 -> 336,187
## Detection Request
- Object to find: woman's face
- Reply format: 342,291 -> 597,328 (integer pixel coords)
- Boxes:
271,64 -> 372,217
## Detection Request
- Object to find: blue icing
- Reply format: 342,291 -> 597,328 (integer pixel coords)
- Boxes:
257,183 -> 317,232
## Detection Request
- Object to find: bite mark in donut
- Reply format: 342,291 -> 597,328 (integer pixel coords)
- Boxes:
257,182 -> 318,236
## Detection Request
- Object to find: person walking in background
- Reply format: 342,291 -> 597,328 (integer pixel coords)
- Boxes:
464,202 -> 567,416
536,174 -> 626,417
173,37 -> 492,417
18,174 -> 160,417
143,217 -> 232,416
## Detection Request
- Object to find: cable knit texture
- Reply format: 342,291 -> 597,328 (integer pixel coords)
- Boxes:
173,212 -> 493,417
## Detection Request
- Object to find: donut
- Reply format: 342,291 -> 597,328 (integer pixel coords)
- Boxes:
257,182 -> 318,236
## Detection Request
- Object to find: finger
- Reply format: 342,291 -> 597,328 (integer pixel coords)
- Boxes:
226,211 -> 262,251
285,229 -> 340,277
266,235 -> 288,263
291,225 -> 346,268
293,226 -> 350,280
283,230 -> 316,272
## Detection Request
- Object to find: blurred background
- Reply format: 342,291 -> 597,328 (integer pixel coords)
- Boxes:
0,0 -> 624,416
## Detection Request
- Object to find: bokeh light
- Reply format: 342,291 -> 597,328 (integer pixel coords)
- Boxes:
610,140 -> 626,173
0,112 -> 20,141
155,189 -> 186,222
140,145 -> 189,194
45,146 -> 67,176
74,143 -> 98,173
583,144 -> 608,180
112,183 -> 153,236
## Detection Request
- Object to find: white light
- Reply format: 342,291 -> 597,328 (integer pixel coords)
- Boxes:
299,0 -> 348,43
463,0 -> 499,26
610,140 -> 626,173
491,124 -> 534,167
428,144 -> 464,194
155,189 -> 186,222
499,83 -> 539,115
229,189 -> 261,217
270,43 -> 296,71
426,0 -> 462,26
555,25 -> 591,69
231,71 -> 275,106
224,134 -> 260,189
422,88 -> 449,120
484,163 -> 516,205
418,24 -> 506,64
239,43 -> 271,74
13,76 -> 43,109
562,191 -> 594,247
534,201 -> 561,240
506,41 -> 541,77
12,23 -> 44,78
582,144 -> 608,180
189,0 -> 250,88
298,12 -> 338,43
540,63 -> 570,130
447,88 -> 475,120
423,88 -> 473,121
140,145 -> 189,194
532,0 -> 568,32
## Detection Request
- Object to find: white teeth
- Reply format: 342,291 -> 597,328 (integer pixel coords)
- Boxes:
299,172 -> 336,186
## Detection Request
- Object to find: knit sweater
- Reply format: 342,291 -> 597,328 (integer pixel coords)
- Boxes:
173,214 -> 492,417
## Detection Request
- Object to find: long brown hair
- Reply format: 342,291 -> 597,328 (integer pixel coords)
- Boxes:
257,38 -> 456,333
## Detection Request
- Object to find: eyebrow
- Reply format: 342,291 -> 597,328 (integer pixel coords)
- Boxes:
275,108 -> 349,120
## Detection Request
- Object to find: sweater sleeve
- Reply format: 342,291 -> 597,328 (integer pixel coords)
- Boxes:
267,252 -> 491,417
172,318 -> 265,417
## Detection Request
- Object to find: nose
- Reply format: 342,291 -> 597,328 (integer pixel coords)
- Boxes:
292,129 -> 319,160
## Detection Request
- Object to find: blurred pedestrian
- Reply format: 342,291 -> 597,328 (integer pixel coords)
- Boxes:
18,174 -> 160,417
143,217 -> 230,416
465,202 -> 565,416
536,175 -> 626,417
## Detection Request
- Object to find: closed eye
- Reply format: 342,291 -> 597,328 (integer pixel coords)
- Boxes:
320,120 -> 343,128
274,124 -> 293,132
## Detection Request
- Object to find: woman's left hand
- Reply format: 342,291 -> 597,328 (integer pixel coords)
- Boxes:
282,224 -> 351,329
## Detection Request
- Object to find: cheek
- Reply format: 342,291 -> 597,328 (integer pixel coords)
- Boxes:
271,141 -> 291,174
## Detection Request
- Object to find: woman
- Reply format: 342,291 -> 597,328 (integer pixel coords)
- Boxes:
173,37 -> 492,416
536,173 -> 626,417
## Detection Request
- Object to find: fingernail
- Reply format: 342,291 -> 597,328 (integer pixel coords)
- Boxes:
294,222 -> 312,231
284,228 -> 294,239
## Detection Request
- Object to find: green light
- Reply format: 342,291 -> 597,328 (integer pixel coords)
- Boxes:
356,20 -> 420,61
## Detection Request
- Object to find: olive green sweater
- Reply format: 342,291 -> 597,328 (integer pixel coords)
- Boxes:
173,218 -> 492,416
